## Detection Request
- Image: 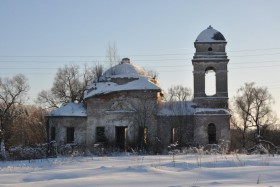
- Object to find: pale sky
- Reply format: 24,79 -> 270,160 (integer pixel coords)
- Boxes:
1,1 -> 280,115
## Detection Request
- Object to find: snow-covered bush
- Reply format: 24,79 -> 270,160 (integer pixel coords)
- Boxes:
247,140 -> 280,156
57,143 -> 82,156
204,144 -> 221,155
8,144 -> 48,160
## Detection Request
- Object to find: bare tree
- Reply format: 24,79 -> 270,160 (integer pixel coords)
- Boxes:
37,90 -> 61,109
164,85 -> 192,102
52,64 -> 83,103
0,74 -> 30,155
130,91 -> 159,149
37,64 -> 103,109
231,82 -> 278,149
93,64 -> 104,82
144,69 -> 159,85
9,105 -> 47,147
146,69 -> 158,80
106,42 -> 120,67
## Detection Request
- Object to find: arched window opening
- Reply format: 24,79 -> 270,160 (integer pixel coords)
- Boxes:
205,67 -> 216,96
208,47 -> 213,51
208,123 -> 216,144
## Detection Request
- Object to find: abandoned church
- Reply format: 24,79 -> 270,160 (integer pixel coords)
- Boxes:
46,26 -> 231,152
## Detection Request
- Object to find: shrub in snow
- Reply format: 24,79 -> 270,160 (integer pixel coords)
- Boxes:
204,144 -> 221,155
247,140 -> 280,156
8,144 -> 48,160
50,143 -> 119,157
47,141 -> 58,157
58,143 -> 78,156
180,146 -> 198,154
90,143 -> 106,156
56,143 -> 89,157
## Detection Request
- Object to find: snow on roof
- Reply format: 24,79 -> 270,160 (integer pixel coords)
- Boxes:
85,58 -> 161,99
195,25 -> 226,43
101,58 -> 147,80
158,101 -> 196,116
194,108 -> 230,115
47,102 -> 87,117
85,77 -> 160,99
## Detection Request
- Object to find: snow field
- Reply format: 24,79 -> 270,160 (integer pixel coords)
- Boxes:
0,154 -> 280,187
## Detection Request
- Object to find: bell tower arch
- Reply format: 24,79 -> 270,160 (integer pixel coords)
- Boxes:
192,26 -> 229,108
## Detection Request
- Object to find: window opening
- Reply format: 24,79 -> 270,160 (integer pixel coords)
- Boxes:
171,127 -> 177,144
208,123 -> 216,144
66,127 -> 75,143
205,68 -> 216,96
50,127 -> 56,141
208,47 -> 213,51
96,127 -> 106,142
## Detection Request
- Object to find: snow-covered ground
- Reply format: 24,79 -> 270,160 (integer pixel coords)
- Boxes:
0,154 -> 280,187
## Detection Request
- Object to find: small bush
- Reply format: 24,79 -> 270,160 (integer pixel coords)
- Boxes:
8,144 -> 48,160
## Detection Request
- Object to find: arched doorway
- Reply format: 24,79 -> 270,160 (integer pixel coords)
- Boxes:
208,123 -> 216,144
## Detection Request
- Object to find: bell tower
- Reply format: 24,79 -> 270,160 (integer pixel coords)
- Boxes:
192,26 -> 229,108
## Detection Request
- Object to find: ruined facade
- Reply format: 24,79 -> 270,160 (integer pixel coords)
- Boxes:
47,26 -> 230,151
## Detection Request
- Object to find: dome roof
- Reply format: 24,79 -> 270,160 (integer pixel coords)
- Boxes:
195,26 -> 226,43
84,58 -> 161,99
101,58 -> 147,79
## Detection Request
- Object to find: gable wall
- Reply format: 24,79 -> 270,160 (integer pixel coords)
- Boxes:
86,90 -> 160,147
